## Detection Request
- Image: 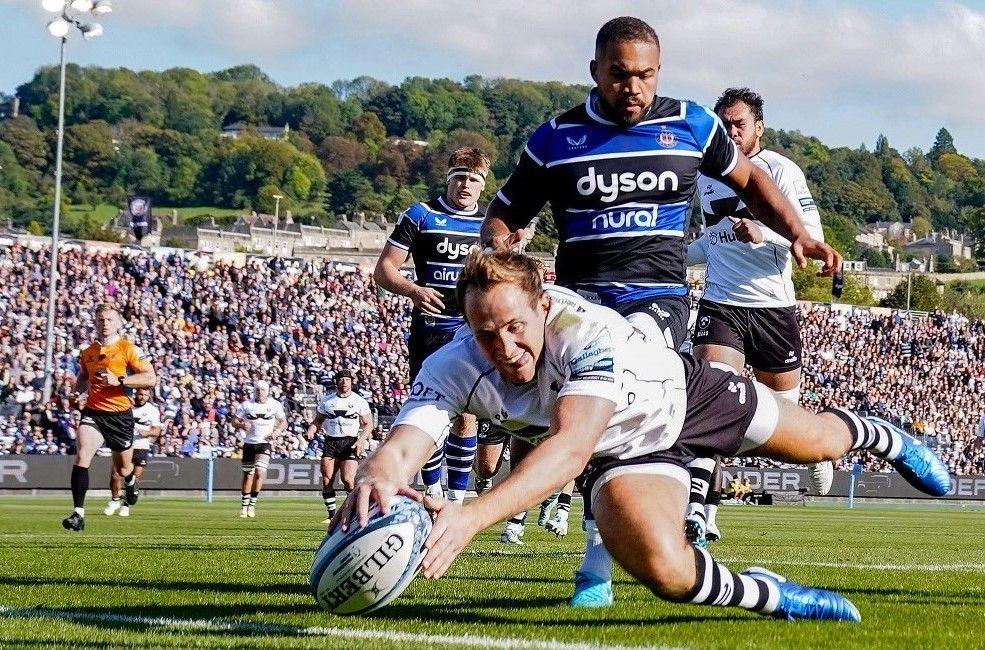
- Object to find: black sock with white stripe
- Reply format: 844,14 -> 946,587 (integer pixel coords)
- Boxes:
241,492 -> 250,507
508,512 -> 527,526
686,457 -> 716,521
683,546 -> 779,613
823,407 -> 904,460
557,492 -> 572,515
322,489 -> 336,516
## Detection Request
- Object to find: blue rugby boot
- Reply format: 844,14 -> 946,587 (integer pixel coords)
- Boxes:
742,567 -> 861,622
569,570 -> 614,608
865,417 -> 951,496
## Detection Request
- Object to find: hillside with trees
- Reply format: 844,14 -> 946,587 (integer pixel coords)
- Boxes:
1,64 -> 982,265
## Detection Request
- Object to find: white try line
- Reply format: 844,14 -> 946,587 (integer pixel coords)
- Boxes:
718,558 -> 985,574
0,607 -> 682,650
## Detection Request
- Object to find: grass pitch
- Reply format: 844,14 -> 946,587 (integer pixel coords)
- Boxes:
0,497 -> 983,648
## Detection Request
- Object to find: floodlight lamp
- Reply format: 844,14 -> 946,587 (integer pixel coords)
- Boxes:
46,17 -> 71,37
80,21 -> 103,40
91,0 -> 112,15
70,0 -> 94,11
41,0 -> 66,12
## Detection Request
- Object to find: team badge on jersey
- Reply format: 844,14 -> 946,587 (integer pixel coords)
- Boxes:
658,129 -> 676,148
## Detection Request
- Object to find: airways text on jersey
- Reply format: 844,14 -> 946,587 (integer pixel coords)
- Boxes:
387,196 -> 485,329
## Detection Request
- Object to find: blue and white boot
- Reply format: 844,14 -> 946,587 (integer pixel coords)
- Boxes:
684,512 -> 707,548
866,417 -> 951,496
742,567 -> 861,622
569,570 -> 614,608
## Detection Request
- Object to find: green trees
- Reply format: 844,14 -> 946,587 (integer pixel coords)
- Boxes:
0,64 -> 980,270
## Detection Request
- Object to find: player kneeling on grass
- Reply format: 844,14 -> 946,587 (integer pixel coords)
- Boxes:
105,387 -> 162,517
335,250 -> 950,622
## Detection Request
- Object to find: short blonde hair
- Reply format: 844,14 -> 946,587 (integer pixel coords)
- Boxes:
456,249 -> 544,318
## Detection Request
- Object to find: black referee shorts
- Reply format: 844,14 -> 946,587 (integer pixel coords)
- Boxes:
80,408 -> 135,453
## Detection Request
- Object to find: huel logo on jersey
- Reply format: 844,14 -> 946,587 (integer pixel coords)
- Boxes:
577,166 -> 679,203
436,238 -> 477,260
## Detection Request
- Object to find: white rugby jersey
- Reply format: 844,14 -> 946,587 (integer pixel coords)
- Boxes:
317,391 -> 371,438
691,149 -> 824,307
131,402 -> 163,451
236,398 -> 286,444
393,285 -> 688,460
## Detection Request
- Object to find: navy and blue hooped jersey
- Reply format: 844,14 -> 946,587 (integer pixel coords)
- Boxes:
496,90 -> 739,306
387,196 -> 485,331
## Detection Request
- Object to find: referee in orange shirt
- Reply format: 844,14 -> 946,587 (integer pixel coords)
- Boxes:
63,303 -> 157,531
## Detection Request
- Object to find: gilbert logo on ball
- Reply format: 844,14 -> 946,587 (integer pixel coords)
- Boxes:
310,495 -> 431,614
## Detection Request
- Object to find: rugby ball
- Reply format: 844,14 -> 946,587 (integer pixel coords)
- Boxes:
309,495 -> 431,614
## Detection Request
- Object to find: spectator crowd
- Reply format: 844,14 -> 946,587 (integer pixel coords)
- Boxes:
0,242 -> 410,460
1,242 -> 982,476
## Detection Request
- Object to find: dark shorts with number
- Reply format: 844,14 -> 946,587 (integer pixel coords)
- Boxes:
323,436 -> 359,461
612,295 -> 690,350
132,449 -> 149,467
578,355 -> 768,518
242,443 -> 272,470
80,408 -> 135,453
408,315 -> 459,380
477,419 -> 509,446
692,299 -> 802,373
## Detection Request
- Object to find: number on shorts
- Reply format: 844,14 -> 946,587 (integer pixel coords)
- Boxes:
727,381 -> 747,404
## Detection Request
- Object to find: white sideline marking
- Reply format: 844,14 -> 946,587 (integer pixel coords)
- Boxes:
0,607 -> 680,650
719,558 -> 985,574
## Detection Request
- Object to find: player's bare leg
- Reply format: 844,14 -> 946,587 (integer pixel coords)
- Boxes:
473,440 -> 505,495
321,456 -> 339,522
246,453 -> 269,518
501,438 -> 533,544
594,471 -> 859,620
105,468 -> 123,516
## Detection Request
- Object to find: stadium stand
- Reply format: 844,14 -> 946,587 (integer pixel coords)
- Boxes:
1,242 -> 982,475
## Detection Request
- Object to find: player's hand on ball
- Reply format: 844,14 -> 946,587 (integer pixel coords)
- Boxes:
728,216 -> 764,244
354,438 -> 368,459
332,479 -> 422,533
420,498 -> 478,579
792,236 -> 842,276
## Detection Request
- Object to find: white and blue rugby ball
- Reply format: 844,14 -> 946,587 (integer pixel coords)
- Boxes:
310,495 -> 431,615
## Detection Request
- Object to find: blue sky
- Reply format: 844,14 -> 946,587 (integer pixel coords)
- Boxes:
2,0 -> 984,157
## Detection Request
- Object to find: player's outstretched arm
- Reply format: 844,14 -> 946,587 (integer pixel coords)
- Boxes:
333,424 -> 435,532
420,394 -> 614,579
724,158 -> 841,275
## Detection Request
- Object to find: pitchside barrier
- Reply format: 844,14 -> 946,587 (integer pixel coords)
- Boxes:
1,456 -> 984,500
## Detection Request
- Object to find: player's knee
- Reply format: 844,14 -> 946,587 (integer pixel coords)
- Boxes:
636,538 -> 696,601
340,477 -> 356,492
474,456 -> 499,478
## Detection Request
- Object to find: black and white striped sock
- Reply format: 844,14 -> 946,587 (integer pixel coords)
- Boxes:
823,407 -> 903,460
556,492 -> 572,515
684,546 -> 780,613
686,457 -> 716,520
